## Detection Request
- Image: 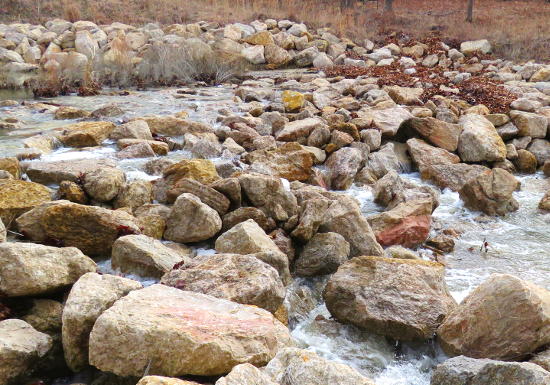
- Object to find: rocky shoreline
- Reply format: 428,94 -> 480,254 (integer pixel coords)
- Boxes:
1,17 -> 550,385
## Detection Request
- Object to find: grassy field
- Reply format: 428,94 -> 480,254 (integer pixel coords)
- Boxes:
2,0 -> 550,62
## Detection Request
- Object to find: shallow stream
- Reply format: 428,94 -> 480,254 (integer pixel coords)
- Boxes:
1,87 -> 549,385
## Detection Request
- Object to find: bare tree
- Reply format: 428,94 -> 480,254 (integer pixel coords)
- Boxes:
384,0 -> 394,12
466,0 -> 474,22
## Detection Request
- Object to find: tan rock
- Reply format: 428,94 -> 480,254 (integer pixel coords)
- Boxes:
113,180 -> 153,210
0,157 -> 21,179
0,218 -> 5,242
370,107 -> 413,137
222,207 -> 276,233
458,114 -> 506,162
83,167 -> 125,202
539,190 -> 550,211
239,174 -> 298,221
62,273 -> 141,372
421,163 -> 489,191
215,219 -> 281,255
295,232 -> 350,277
384,85 -> 423,105
282,90 -> 305,112
166,178 -> 230,215
216,363 -> 278,385
326,147 -> 363,190
510,110 -> 548,138
244,31 -> 274,46
290,198 -> 331,242
245,142 -> 314,182
110,119 -> 153,140
0,179 -> 52,226
324,256 -> 456,341
163,159 -> 220,186
438,274 -> 550,360
21,299 -> 63,334
530,349 -> 550,371
56,181 -> 88,204
276,117 -> 324,142
0,242 -> 96,297
54,106 -> 90,120
57,121 -> 115,147
25,158 -> 117,184
399,117 -> 461,151
88,284 -> 292,376
138,377 -> 201,385
407,138 -> 460,173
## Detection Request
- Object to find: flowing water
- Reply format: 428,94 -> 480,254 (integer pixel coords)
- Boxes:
1,88 -> 549,384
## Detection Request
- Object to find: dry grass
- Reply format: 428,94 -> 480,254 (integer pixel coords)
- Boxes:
1,0 -> 549,62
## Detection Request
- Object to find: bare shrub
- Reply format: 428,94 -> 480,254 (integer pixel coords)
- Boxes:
63,0 -> 81,22
96,32 -> 134,87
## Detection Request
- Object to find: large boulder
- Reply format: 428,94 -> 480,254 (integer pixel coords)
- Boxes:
88,284 -> 292,376
164,193 -> 222,243
509,110 -> 548,138
407,138 -> 460,173
0,242 -> 96,297
57,121 -> 115,147
239,174 -> 298,221
16,201 -> 141,256
244,142 -> 314,182
431,356 -> 550,385
215,219 -> 281,254
82,167 -> 125,202
458,168 -> 519,216
216,363 -> 278,385
370,107 -> 413,137
290,198 -> 331,242
420,163 -> 489,192
112,235 -> 189,278
166,178 -> 229,215
457,114 -> 506,162
437,274 -> 550,360
62,273 -> 142,372
0,180 -> 51,226
294,232 -> 350,277
0,319 -> 52,385
399,117 -> 461,151
161,253 -> 285,313
319,197 -> 383,257
275,118 -> 324,142
326,147 -> 362,190
25,158 -> 117,185
264,347 -> 376,385
162,159 -> 220,188
324,256 -> 456,341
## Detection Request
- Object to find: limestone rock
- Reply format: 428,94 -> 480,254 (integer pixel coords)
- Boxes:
167,178 -> 230,215
56,181 -> 88,204
113,180 -> 153,210
161,253 -> 285,312
16,201 -> 141,256
222,207 -> 276,233
370,107 -> 413,137
239,174 -> 298,221
282,90 -> 305,112
510,110 -> 548,138
295,232 -> 350,277
164,193 -> 221,243
0,157 -> 21,179
0,179 -> 52,226
216,363 -> 278,385
399,117 -> 461,151
163,159 -> 220,188
326,147 -> 362,190
431,356 -> 550,385
264,347 -> 376,385
458,114 -> 506,162
530,349 -> 550,371
458,168 -> 519,216
62,273 -> 141,372
57,121 -> 115,147
384,86 -> 423,105
112,235 -> 189,278
421,163 -> 489,192
54,106 -> 90,120
276,117 -> 324,142
25,158 -> 117,185
460,40 -> 492,55
374,170 -> 439,210
437,274 -> 550,360
290,198 -> 331,242
215,219 -> 281,255
83,167 -> 125,202
110,120 -> 153,140
88,284 -> 292,376
0,242 -> 96,297
324,256 -> 456,341
245,142 -> 314,182
407,138 -> 460,173
138,377 -> 200,385
0,319 -> 52,385
528,139 -> 550,166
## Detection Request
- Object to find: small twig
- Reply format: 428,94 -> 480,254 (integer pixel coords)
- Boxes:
143,358 -> 152,377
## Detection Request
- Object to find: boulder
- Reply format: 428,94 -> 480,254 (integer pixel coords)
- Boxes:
531,349 -> 550,371
215,219 -> 281,255
370,107 -> 413,137
54,106 -> 90,120
56,181 -> 88,204
62,273 -> 142,372
0,180 -> 51,226
399,117 -> 461,151
162,159 -> 220,187
242,45 -> 265,64
326,147 -> 363,190
514,149 -> 538,173
245,142 -> 314,182
25,158 -> 117,184
437,274 -> 550,360
458,168 -> 519,216
166,178 -> 230,215
294,232 -> 350,277
264,347 -> 376,385
88,284 -> 292,376
164,193 -> 222,243
458,114 -> 506,162
21,299 -> 63,335
460,39 -> 492,55
0,319 -> 52,385
161,253 -> 285,312
510,110 -> 548,138
138,377 -> 200,385
0,157 -> 21,179
216,363 -> 278,385
528,139 -> 550,166
265,44 -> 291,66
290,198 -> 331,242
16,201 -> 141,256
431,356 -> 550,385
373,170 -> 439,210
112,235 -> 189,278
282,90 -> 305,112
83,167 -> 125,202
324,256 -> 456,341
57,121 -> 115,147
319,197 -> 383,257
275,118 -> 324,142
222,207 -> 276,233
421,163 -> 489,191
360,142 -> 403,181
0,242 -> 96,297
239,174 -> 298,221
110,120 -> 153,140
113,180 -> 153,210
384,86 -> 423,105
368,199 -> 433,248
407,138 -> 460,173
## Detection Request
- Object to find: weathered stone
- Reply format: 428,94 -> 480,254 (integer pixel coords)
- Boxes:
164,193 -> 222,243
460,39 -> 492,55
57,121 -> 115,147
62,273 -> 141,372
113,180 -> 152,210
56,181 -> 88,204
0,179 -> 52,227
458,114 -> 506,162
276,117 -> 324,142
319,197 -> 383,257
245,142 -> 314,182
167,178 -> 230,215
510,110 -> 548,138
265,44 -> 292,66
399,117 -> 461,151
145,158 -> 176,176
384,86 -> 423,105
163,159 -> 220,188
0,218 -> 5,242
458,168 -> 519,216
242,45 -> 265,64
0,242 -> 96,297
0,319 -> 52,385
17,201 -> 141,256
407,138 -> 460,173
531,349 -> 550,371
438,274 -> 550,360
112,235 -> 189,278
117,138 -> 169,155
110,119 -> 153,140
89,284 -> 292,376
21,299 -> 63,335
359,142 -> 403,181
290,198 -> 331,242
83,167 -> 125,202
210,177 -> 242,209
54,106 -> 91,120
222,207 -> 276,233
514,149 -> 538,173
138,115 -> 214,136
295,232 -> 350,277
116,142 -> 156,159
370,107 -> 413,137
216,363 -> 278,385
264,347 -> 376,385
421,163 -> 489,191
282,90 -> 305,112
539,190 -> 550,211
373,170 -> 439,210
0,157 -> 21,179
138,376 -> 200,385
161,253 -> 285,312
239,174 -> 298,221
26,158 -> 117,184
528,139 -> 550,166
431,356 -> 550,385
324,256 -> 456,341
215,219 -> 281,255
326,147 -> 362,190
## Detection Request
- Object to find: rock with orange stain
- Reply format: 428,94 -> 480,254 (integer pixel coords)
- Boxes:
88,284 -> 292,377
